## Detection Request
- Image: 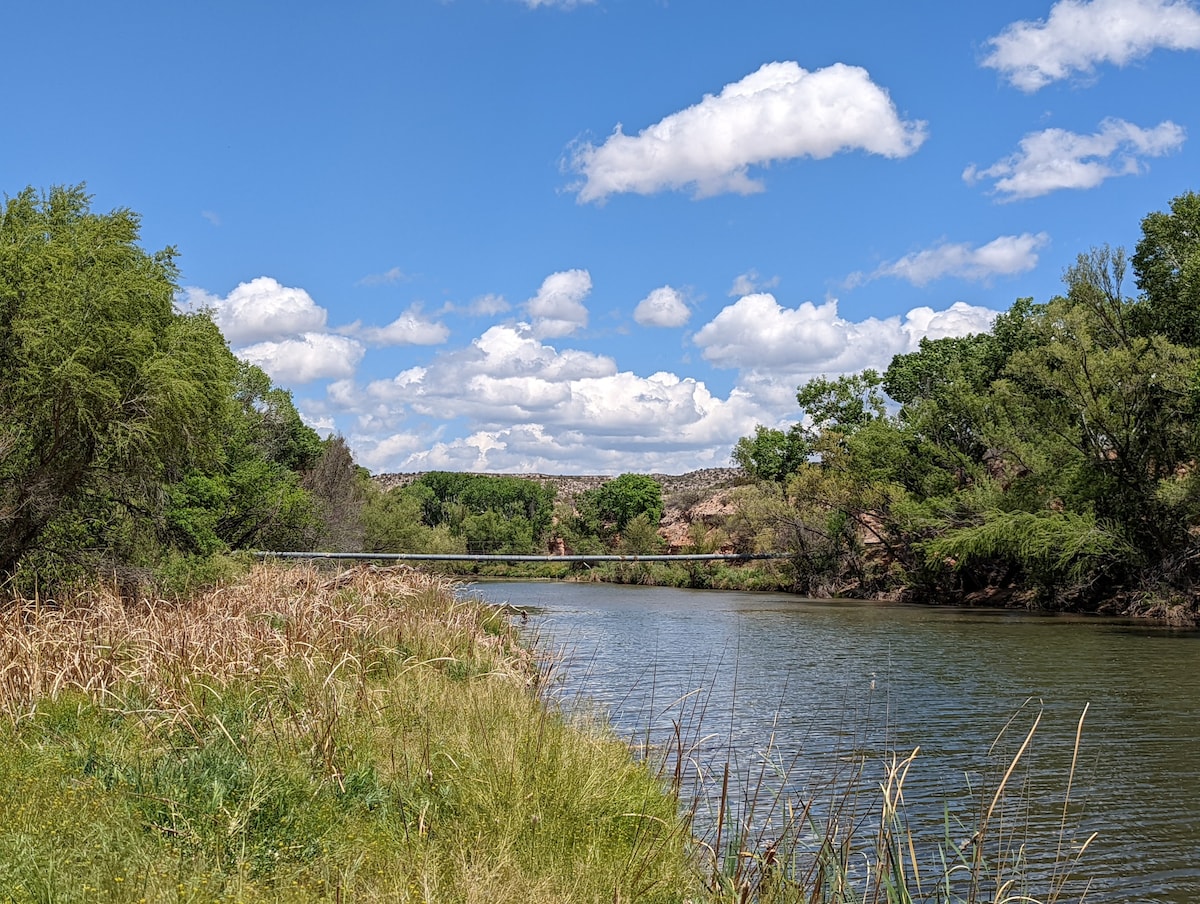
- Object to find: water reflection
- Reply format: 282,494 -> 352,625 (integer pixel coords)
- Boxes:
466,580 -> 1200,904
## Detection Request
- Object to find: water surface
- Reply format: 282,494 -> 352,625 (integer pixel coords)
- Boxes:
466,581 -> 1200,903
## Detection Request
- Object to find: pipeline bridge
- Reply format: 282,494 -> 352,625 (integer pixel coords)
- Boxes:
254,551 -> 790,564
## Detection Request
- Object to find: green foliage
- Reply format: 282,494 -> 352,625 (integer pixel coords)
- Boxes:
728,191 -> 1200,611
618,512 -> 666,555
921,505 -> 1138,596
1132,190 -> 1200,345
731,424 -> 808,482
362,485 -> 467,555
362,473 -> 557,556
578,473 -> 664,535
0,185 -> 229,577
0,185 -> 363,586
796,369 -> 886,440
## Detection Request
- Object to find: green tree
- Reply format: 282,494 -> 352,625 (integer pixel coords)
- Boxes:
1132,190 -> 1200,346
0,186 -> 229,578
731,424 -> 808,482
795,369 -> 886,441
579,474 -> 665,535
303,436 -> 368,552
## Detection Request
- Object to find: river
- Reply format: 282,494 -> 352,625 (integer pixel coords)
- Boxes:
465,580 -> 1200,904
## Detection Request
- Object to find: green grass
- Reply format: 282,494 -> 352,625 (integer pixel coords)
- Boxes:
0,563 -> 1095,903
0,565 -> 698,903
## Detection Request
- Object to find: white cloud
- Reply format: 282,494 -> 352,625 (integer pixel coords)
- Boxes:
357,267 -> 409,287
964,118 -> 1185,200
345,306 -> 450,346
570,61 -> 927,203
238,333 -> 365,384
201,210 -> 221,227
464,293 -> 511,317
634,286 -> 691,328
205,276 -> 330,345
525,269 -> 592,338
693,294 -> 998,387
323,324 -> 767,473
728,269 -> 780,297
521,0 -> 593,7
982,0 -> 1200,91
855,233 -> 1051,286
312,287 -> 1003,474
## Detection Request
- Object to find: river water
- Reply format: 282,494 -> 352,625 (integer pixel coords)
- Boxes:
465,580 -> 1200,904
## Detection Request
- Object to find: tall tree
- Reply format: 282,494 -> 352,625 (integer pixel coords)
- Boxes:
0,186 -> 228,578
1132,190 -> 1200,346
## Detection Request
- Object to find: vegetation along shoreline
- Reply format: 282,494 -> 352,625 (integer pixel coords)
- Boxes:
5,187 -> 1200,626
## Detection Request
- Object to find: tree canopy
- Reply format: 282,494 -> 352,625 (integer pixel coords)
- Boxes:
1,185 -> 365,590
731,190 -> 1200,613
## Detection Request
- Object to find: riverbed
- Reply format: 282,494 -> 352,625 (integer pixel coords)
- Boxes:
466,580 -> 1200,904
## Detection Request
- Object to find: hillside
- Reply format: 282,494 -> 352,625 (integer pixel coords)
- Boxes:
373,468 -> 746,553
373,468 -> 744,502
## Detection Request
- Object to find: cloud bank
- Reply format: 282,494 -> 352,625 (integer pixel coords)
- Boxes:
570,61 -> 927,202
323,293 -> 1001,474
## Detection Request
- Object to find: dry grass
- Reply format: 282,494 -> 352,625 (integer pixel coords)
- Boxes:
0,563 -> 528,720
0,564 -> 1095,904
0,563 -> 697,903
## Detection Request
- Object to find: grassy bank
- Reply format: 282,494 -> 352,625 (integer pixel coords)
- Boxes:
0,564 -> 697,903
0,563 -> 1095,903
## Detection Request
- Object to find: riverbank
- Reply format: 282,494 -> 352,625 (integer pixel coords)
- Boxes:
0,564 -> 700,902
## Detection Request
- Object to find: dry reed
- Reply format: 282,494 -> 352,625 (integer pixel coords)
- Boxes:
0,562 -> 530,721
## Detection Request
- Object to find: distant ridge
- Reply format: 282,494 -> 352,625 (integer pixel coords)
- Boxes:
372,467 -> 744,501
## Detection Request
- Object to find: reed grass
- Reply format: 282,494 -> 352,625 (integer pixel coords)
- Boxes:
0,563 -> 1094,903
656,693 -> 1095,904
0,563 -> 698,903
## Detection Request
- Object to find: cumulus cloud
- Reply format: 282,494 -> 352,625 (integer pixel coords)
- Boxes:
634,286 -> 691,327
693,294 -> 998,386
344,306 -> 450,346
964,118 -> 1185,200
238,333 -> 365,384
982,0 -> 1200,91
306,285 -> 1003,473
525,269 -> 592,338
204,276 -> 329,345
320,324 -> 766,473
570,61 -> 927,203
729,269 -> 780,297
851,233 -> 1050,287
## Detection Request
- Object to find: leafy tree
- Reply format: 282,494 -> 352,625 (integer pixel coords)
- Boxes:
163,361 -> 324,555
731,424 -> 808,482
0,186 -> 229,578
795,369 -> 886,441
303,436 -> 368,552
579,474 -> 664,535
1132,190 -> 1200,346
362,485 -> 464,555
618,513 -> 666,555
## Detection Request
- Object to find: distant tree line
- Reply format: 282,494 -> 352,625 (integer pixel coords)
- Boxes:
362,471 -> 665,556
730,190 -> 1200,614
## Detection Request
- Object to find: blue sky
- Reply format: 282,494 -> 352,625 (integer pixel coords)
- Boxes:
5,0 -> 1197,474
